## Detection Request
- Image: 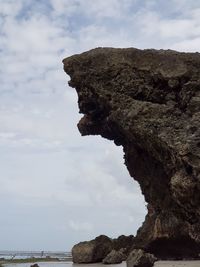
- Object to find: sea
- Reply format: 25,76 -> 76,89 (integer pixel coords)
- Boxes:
0,251 -> 125,267
0,251 -> 71,260
1,251 -> 200,267
0,251 -> 72,267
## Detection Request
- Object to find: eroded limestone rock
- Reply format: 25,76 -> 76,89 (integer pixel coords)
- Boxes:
30,264 -> 39,267
63,47 -> 200,259
127,249 -> 157,267
102,249 -> 126,264
72,235 -> 112,263
72,235 -> 134,263
113,235 -> 135,256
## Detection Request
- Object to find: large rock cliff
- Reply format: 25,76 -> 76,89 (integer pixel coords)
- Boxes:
63,47 -> 200,259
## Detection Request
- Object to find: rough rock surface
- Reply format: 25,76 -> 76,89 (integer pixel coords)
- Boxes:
127,249 -> 157,267
72,235 -> 112,263
113,235 -> 135,255
102,249 -> 126,264
30,264 -> 39,267
63,47 -> 200,259
72,235 -> 134,263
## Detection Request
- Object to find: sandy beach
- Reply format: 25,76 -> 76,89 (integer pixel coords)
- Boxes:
155,260 -> 200,267
73,261 -> 200,267
72,261 -> 200,267
3,260 -> 200,267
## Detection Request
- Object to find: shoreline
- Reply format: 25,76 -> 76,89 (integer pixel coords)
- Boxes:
1,259 -> 200,267
0,258 -> 72,264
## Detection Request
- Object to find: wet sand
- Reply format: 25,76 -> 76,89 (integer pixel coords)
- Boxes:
73,261 -> 200,267
155,261 -> 200,267
4,261 -> 200,267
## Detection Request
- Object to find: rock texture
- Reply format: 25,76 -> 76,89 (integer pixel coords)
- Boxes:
113,235 -> 135,255
72,235 -> 134,263
30,264 -> 39,267
127,249 -> 157,267
102,249 -> 126,264
63,47 -> 200,259
72,235 -> 112,263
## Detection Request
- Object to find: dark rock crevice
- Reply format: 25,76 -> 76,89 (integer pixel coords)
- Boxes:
63,47 -> 200,259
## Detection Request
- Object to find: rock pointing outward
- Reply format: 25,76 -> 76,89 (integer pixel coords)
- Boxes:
63,47 -> 200,259
72,235 -> 134,263
127,249 -> 157,267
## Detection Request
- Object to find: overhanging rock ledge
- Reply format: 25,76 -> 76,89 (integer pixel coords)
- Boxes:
63,47 -> 200,259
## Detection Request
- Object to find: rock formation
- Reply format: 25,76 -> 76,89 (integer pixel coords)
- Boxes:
127,249 -> 157,267
72,235 -> 134,263
72,235 -> 112,263
30,264 -> 39,267
113,235 -> 135,254
102,249 -> 126,264
63,47 -> 200,259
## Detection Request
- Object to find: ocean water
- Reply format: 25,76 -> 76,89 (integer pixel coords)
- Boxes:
0,252 -> 71,261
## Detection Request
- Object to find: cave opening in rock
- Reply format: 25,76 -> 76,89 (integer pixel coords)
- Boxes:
147,237 -> 200,260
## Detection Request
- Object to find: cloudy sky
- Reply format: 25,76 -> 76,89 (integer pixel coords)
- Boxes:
0,0 -> 200,251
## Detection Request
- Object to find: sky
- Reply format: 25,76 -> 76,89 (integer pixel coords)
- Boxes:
0,0 -> 200,251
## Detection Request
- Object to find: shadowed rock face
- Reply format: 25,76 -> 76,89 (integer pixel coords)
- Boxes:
63,47 -> 200,259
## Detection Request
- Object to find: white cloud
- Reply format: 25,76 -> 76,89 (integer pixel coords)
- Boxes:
50,0 -> 134,20
0,0 -> 23,16
171,37 -> 200,52
80,0 -> 133,19
50,0 -> 78,16
69,220 -> 94,232
159,19 -> 197,38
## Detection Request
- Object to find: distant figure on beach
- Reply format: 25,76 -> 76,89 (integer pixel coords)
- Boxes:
41,251 -> 44,257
